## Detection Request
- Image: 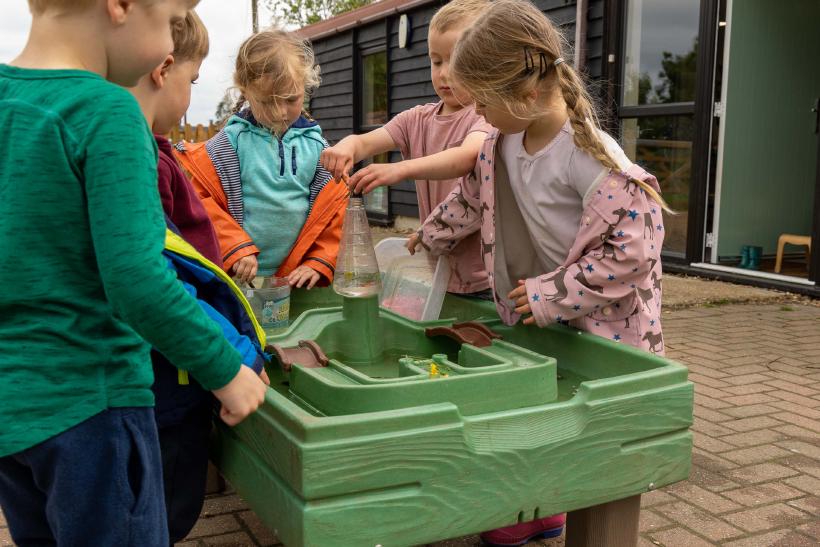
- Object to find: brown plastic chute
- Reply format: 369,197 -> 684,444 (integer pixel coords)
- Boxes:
267,340 -> 329,372
424,322 -> 502,348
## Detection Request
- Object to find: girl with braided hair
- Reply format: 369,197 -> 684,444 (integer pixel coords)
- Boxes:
413,2 -> 670,540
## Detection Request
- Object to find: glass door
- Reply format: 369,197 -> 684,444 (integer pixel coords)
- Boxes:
618,0 -> 701,259
710,0 -> 819,282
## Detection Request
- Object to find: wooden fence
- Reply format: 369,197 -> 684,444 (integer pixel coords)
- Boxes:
168,122 -> 219,144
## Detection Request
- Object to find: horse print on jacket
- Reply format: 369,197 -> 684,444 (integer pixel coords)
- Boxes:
418,130 -> 667,355
642,331 -> 664,353
431,205 -> 455,234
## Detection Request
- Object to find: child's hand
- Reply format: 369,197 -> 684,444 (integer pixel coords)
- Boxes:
287,264 -> 321,289
509,280 -> 536,325
406,233 -> 422,255
232,255 -> 258,285
321,143 -> 355,182
349,163 -> 405,194
212,365 -> 267,426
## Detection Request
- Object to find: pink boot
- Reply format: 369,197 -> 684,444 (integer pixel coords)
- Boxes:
480,514 -> 566,546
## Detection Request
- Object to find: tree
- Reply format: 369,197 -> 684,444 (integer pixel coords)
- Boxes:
654,38 -> 698,104
265,0 -> 373,28
214,90 -> 239,125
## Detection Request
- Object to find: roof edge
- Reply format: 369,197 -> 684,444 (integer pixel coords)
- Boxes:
297,0 -> 438,41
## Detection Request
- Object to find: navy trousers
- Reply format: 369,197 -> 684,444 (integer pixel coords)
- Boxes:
158,402 -> 213,544
0,408 -> 167,547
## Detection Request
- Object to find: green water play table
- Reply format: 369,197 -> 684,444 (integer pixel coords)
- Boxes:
211,289 -> 693,546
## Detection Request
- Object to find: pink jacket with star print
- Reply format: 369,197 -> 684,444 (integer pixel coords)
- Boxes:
418,130 -> 666,354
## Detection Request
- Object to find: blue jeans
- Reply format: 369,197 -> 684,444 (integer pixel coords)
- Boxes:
0,408 -> 167,547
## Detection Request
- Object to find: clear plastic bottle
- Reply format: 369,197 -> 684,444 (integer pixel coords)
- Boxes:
333,193 -> 382,298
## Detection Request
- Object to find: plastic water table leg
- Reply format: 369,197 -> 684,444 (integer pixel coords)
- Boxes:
565,494 -> 641,547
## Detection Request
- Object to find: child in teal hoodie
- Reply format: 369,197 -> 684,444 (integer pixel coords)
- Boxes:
222,111 -> 328,279
182,28 -> 346,290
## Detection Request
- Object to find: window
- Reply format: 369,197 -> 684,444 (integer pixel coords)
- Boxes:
619,0 -> 700,257
622,0 -> 699,107
358,48 -> 390,219
361,50 -> 388,127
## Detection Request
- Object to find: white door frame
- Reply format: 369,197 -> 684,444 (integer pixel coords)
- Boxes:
708,0 -> 732,265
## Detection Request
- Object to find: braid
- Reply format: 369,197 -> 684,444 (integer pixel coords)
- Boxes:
556,63 -> 673,213
557,64 -> 618,171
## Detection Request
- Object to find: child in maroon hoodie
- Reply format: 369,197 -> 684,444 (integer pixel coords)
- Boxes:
129,10 -> 231,544
133,11 -> 220,268
156,134 -> 222,266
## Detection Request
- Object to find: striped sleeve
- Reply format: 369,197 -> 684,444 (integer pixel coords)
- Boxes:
309,139 -> 333,212
205,132 -> 244,226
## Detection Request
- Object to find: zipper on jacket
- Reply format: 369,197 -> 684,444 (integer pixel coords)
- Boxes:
292,146 -> 297,175
278,139 -> 285,176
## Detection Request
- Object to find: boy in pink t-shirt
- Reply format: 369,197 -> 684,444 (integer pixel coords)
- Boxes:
321,0 -> 492,295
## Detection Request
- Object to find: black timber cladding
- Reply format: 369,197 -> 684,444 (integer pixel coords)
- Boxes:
308,0 -> 606,218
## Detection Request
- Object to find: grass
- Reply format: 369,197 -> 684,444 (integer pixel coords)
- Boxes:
703,298 -> 732,308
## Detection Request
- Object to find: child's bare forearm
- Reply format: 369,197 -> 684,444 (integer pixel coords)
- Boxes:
356,127 -> 398,162
342,128 -> 396,163
398,148 -> 474,181
399,130 -> 486,181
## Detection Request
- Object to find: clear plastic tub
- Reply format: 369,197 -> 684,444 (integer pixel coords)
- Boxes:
245,277 -> 291,333
374,237 -> 450,321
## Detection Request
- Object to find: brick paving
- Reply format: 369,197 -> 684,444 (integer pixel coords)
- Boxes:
1,302 -> 818,546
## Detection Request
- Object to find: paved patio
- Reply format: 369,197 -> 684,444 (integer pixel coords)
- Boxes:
1,295 -> 818,546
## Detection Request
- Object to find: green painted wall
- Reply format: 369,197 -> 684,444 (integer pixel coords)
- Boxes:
717,0 -> 820,258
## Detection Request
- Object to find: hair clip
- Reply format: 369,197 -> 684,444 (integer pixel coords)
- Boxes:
538,52 -> 549,78
523,47 -> 535,74
554,57 -> 566,67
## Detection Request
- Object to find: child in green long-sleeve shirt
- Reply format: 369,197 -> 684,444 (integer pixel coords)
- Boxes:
0,1 -> 266,544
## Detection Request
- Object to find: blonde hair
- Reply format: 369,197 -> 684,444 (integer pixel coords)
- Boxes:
232,27 -> 320,116
430,0 -> 490,33
171,10 -> 209,63
451,0 -> 671,211
28,0 -> 199,16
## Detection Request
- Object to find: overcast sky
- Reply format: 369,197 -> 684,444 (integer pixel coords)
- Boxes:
1,1 -> 278,125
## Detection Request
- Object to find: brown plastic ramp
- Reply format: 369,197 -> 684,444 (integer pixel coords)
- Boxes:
424,321 -> 502,348
267,340 -> 329,372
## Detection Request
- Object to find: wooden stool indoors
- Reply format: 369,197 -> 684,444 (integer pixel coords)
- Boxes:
774,234 -> 812,273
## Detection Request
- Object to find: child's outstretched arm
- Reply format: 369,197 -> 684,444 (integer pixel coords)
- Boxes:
510,172 -> 663,326
320,128 -> 397,181
84,93 -> 266,425
349,131 -> 486,195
